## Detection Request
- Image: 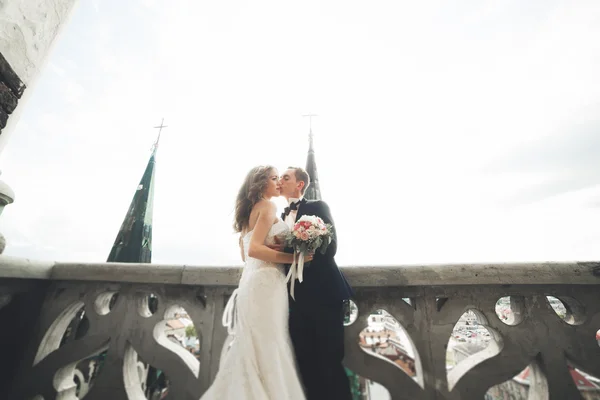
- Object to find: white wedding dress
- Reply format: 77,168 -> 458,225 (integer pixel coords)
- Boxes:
200,220 -> 306,400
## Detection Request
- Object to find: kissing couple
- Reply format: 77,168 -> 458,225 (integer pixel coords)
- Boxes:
201,166 -> 354,400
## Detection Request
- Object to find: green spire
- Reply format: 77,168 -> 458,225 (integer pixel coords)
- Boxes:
107,146 -> 157,263
304,128 -> 322,200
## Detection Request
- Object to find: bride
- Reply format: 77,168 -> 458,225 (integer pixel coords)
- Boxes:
200,165 -> 308,400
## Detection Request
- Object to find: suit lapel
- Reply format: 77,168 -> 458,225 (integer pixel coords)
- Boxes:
294,200 -> 309,222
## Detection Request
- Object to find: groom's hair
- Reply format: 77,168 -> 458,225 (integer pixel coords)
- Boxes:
288,166 -> 310,195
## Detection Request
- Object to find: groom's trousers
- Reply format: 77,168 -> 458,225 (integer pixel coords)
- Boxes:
289,300 -> 352,400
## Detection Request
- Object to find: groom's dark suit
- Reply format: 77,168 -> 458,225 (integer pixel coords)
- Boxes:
282,199 -> 354,400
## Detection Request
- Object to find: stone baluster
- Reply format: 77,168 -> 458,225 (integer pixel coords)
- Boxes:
1,261 -> 599,399
8,282 -> 233,400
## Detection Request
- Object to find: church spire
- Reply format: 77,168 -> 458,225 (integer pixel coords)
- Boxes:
107,120 -> 165,263
302,114 -> 322,200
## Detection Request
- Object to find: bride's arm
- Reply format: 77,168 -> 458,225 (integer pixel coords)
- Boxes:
248,201 -> 295,264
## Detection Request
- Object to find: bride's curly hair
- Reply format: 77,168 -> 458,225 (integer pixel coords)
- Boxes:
234,165 -> 276,233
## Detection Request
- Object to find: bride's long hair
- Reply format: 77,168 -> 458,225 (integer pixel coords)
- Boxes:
234,165 -> 275,233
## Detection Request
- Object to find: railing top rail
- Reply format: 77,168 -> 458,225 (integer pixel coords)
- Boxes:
1,255 -> 599,286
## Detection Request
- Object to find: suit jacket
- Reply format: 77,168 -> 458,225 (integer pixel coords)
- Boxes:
282,199 -> 354,306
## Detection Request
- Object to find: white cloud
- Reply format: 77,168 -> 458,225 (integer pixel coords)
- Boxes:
1,0 -> 600,265
48,62 -> 67,78
64,80 -> 84,104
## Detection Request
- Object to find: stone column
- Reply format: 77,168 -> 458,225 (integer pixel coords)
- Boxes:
0,174 -> 14,253
0,0 -> 78,250
0,0 -> 79,153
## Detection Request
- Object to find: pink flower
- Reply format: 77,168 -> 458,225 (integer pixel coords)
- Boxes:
300,231 -> 310,241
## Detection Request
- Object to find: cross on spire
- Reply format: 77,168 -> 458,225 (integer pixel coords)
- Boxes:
302,113 -> 318,135
302,113 -> 317,151
152,118 -> 167,152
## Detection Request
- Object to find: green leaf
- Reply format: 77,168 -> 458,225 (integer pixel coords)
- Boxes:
314,237 -> 322,248
185,325 -> 197,338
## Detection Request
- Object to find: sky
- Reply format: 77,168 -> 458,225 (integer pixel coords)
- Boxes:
1,0 -> 600,265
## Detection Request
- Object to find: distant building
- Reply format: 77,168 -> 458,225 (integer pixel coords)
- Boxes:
359,311 -> 417,379
485,366 -> 600,400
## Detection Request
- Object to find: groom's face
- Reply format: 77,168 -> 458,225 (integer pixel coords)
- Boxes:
279,169 -> 301,199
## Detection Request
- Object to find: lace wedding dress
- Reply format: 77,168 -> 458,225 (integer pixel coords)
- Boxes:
200,220 -> 306,400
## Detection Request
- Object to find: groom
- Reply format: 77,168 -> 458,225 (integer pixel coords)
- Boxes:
278,167 -> 354,400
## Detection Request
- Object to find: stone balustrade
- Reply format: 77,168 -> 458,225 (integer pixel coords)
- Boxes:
1,256 -> 599,400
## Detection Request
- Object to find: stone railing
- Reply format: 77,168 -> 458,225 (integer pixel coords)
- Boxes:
1,256 -> 599,400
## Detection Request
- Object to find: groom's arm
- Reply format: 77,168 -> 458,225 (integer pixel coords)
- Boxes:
314,201 -> 337,259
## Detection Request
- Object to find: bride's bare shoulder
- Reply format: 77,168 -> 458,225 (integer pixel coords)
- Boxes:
254,199 -> 277,213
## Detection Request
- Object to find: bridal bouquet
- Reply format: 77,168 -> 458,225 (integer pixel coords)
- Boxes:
284,215 -> 333,299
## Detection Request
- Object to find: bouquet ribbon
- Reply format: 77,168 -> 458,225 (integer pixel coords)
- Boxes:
285,250 -> 306,300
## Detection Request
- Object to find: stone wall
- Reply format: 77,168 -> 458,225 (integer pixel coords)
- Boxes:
0,279 -> 49,394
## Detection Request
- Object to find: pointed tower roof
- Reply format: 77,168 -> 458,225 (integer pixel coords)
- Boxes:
304,128 -> 322,200
107,137 -> 160,263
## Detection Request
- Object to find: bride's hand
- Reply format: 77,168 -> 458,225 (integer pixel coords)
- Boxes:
267,243 -> 284,251
305,253 -> 314,262
267,236 -> 284,251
